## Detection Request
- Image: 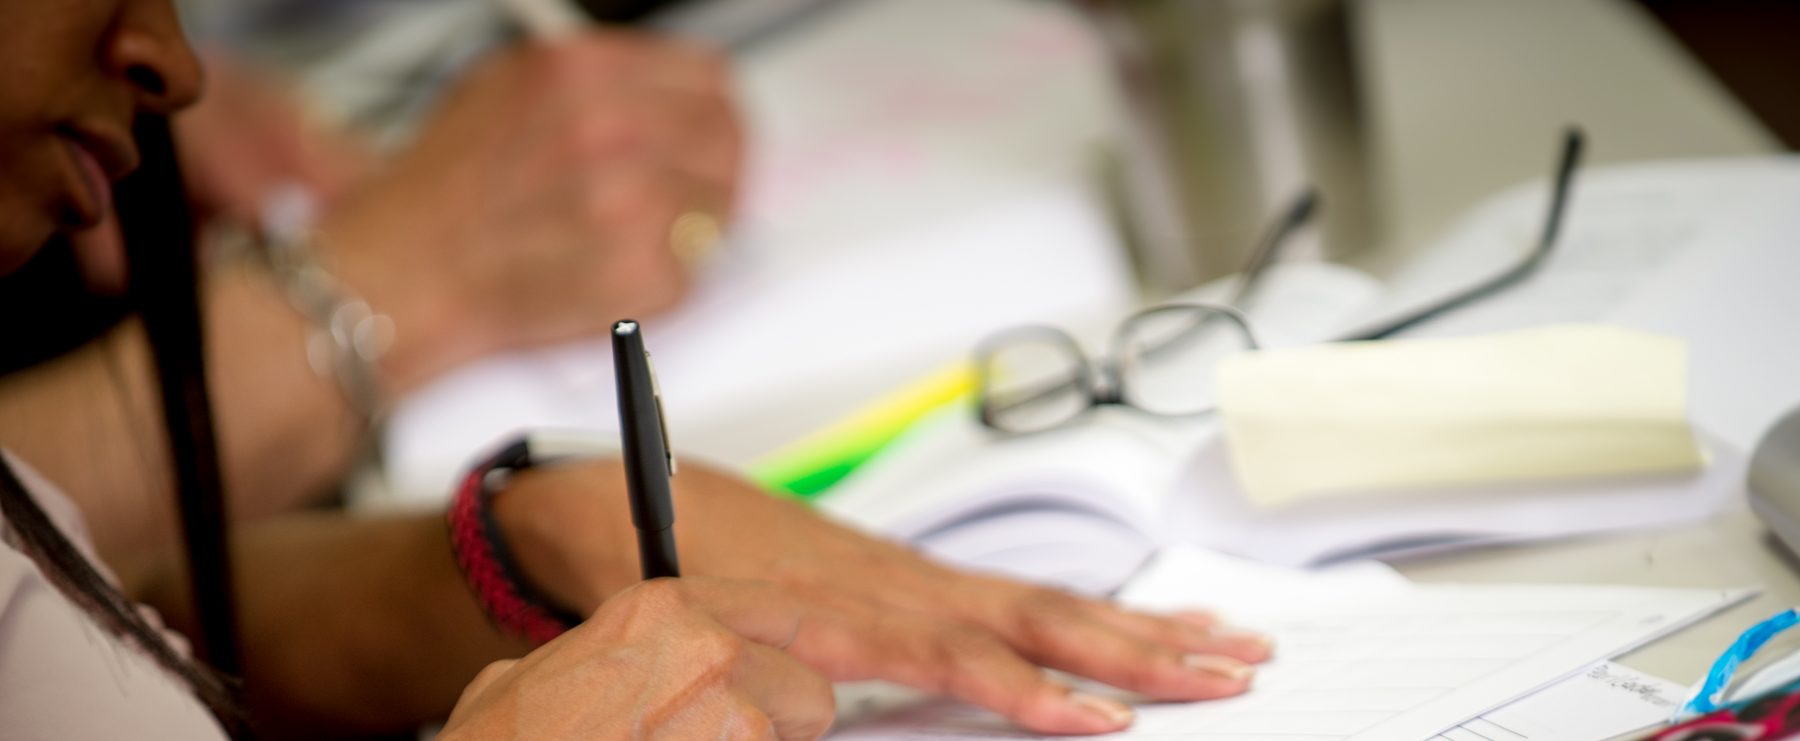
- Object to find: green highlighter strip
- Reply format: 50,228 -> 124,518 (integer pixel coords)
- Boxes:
749,362 -> 977,500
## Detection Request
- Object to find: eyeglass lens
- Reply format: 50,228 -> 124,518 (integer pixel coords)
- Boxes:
980,332 -> 1092,433
1116,307 -> 1254,416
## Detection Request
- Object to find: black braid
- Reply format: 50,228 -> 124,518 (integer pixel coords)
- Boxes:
115,115 -> 252,737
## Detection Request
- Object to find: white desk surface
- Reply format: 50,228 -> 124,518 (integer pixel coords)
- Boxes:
1397,504 -> 1800,684
1354,0 -> 1792,688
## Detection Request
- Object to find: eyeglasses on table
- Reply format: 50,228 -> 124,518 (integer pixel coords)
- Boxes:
975,303 -> 1259,434
975,127 -> 1585,434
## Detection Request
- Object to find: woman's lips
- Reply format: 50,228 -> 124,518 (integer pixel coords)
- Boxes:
60,136 -> 113,227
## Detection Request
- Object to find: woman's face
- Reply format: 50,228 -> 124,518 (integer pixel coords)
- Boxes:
0,0 -> 200,274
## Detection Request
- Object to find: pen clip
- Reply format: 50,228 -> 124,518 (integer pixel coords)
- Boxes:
646,350 -> 677,477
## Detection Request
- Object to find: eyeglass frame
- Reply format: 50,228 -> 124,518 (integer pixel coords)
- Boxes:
974,303 -> 1259,433
972,127 -> 1585,433
1339,127 -> 1583,340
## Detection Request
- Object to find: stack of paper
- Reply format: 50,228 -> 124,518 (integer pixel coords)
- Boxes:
828,546 -> 1747,740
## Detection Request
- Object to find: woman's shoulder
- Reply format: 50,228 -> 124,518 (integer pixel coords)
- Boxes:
0,452 -> 228,741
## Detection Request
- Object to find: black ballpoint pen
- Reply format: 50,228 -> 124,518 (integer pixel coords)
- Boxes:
611,320 -> 680,580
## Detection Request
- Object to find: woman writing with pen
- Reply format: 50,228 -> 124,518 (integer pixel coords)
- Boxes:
0,1 -> 1269,738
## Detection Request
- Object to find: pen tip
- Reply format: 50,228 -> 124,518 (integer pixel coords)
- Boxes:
614,320 -> 639,335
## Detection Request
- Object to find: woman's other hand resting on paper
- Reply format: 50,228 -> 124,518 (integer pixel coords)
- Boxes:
488,461 -> 1275,734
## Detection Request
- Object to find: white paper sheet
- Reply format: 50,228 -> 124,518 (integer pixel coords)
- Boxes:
1348,158 -> 1791,342
1609,178 -> 1800,452
827,661 -> 1681,741
828,546 -> 1750,740
1438,662 -> 1684,741
730,0 -> 1119,252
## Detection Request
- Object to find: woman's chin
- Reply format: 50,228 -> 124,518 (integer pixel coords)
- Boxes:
0,225 -> 56,277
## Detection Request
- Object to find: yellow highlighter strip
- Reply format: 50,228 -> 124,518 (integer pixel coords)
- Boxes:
750,362 -> 977,499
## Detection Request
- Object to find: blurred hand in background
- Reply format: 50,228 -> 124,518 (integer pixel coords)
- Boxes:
168,31 -> 744,397
175,52 -> 375,226
319,30 -> 744,394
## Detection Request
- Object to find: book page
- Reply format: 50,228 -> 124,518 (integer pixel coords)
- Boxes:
1167,431 -> 1740,568
818,409 -> 1197,594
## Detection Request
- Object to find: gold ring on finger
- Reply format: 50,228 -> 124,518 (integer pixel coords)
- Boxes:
669,211 -> 722,268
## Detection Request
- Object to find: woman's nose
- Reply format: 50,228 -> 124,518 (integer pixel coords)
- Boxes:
103,1 -> 204,115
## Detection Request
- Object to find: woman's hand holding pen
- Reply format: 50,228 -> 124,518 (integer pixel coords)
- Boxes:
491,460 -> 1274,735
440,579 -> 838,741
317,30 -> 743,394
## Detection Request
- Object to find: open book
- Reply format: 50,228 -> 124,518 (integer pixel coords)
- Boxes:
821,404 -> 1740,595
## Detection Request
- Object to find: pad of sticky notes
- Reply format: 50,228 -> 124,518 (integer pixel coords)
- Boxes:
1216,325 -> 1705,508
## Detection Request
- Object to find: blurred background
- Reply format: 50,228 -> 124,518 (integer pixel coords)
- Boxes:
167,0 -> 1796,502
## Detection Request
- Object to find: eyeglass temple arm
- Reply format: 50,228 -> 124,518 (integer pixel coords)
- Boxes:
1131,189 -> 1313,364
1227,188 -> 1319,310
1340,126 -> 1584,343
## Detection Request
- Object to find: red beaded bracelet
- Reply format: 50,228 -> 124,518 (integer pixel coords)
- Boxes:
446,433 -> 612,644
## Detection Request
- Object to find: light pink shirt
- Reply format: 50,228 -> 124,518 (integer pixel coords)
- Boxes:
0,454 -> 227,740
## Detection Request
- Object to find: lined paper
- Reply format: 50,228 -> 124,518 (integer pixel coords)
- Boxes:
1437,662 -> 1684,741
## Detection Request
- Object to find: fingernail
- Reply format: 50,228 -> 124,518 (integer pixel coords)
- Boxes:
1184,653 -> 1255,682
1069,692 -> 1134,726
1224,629 -> 1276,653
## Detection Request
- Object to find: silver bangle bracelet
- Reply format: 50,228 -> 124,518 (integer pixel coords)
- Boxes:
253,193 -> 396,425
